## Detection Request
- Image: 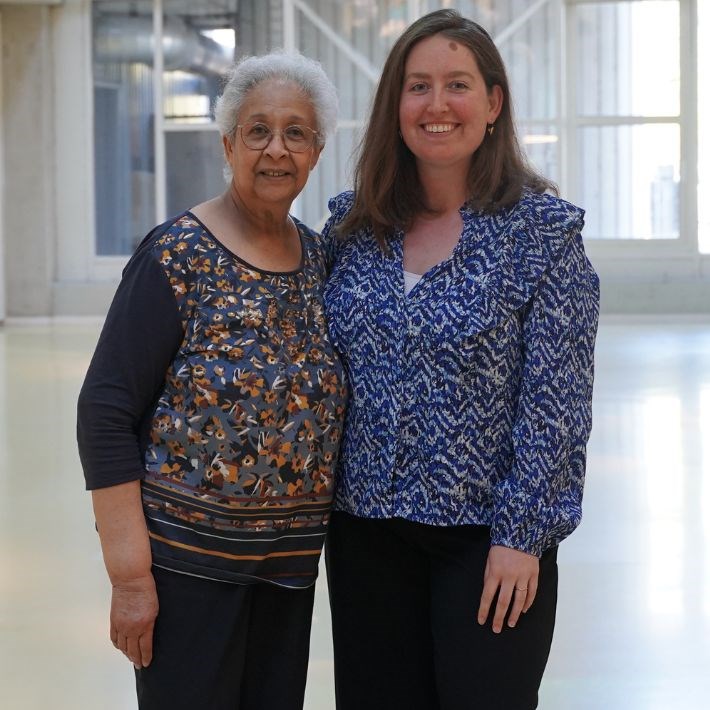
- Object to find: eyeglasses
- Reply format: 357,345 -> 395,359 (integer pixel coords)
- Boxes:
237,122 -> 319,153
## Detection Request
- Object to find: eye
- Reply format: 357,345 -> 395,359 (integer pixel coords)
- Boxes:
408,82 -> 428,93
246,122 -> 271,138
449,80 -> 469,90
284,125 -> 308,142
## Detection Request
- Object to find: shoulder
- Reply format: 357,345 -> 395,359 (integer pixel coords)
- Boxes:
460,191 -> 594,313
464,190 -> 584,261
125,212 -> 213,276
323,191 -> 374,263
324,190 -> 377,250
326,190 -> 356,223
119,214 -> 214,312
511,190 -> 584,242
150,212 -> 210,258
292,216 -> 320,246
511,192 -> 598,295
292,217 -> 328,267
500,190 -> 587,275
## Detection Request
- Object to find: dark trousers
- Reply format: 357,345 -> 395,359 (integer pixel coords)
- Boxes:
326,512 -> 559,710
135,566 -> 315,710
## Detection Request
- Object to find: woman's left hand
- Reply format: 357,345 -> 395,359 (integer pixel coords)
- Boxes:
477,545 -> 539,633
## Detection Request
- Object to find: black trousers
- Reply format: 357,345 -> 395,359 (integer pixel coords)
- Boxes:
326,512 -> 559,710
135,566 -> 315,710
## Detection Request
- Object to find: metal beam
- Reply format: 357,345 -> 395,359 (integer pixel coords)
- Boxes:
494,0 -> 552,47
0,1 -> 63,5
283,0 -> 296,52
154,0 -> 166,223
293,0 -> 379,84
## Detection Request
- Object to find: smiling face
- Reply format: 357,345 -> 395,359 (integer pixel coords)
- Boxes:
223,78 -> 322,210
398,33 -> 502,176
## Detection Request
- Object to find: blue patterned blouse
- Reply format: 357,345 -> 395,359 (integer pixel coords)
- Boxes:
322,190 -> 600,556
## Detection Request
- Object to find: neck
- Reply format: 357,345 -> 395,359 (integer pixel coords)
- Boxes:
417,162 -> 469,213
225,183 -> 293,239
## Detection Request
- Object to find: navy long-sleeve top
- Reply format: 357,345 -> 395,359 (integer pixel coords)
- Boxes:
322,190 -> 599,556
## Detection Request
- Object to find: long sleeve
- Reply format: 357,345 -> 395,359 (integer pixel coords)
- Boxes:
77,245 -> 184,490
490,228 -> 600,556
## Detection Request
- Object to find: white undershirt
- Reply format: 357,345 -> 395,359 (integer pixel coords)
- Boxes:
403,269 -> 423,296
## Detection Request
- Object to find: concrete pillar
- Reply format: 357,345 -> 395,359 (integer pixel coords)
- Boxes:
1,5 -> 55,316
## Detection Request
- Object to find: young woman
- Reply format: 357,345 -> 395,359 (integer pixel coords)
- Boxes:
323,10 -> 599,709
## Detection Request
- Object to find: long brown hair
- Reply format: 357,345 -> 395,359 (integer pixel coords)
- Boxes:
339,8 -> 556,245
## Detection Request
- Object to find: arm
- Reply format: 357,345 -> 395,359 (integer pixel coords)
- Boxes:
478,228 -> 600,632
92,481 -> 157,668
77,243 -> 184,665
77,245 -> 184,489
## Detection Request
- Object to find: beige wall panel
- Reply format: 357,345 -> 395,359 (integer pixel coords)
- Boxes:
1,5 -> 54,316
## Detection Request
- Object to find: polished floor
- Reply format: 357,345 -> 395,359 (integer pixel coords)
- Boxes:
1,318 -> 709,709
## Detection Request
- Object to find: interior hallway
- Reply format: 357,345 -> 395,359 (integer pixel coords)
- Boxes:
1,318 -> 709,709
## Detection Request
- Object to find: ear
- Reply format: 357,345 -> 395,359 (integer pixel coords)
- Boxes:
487,85 -> 504,124
309,144 -> 324,171
223,134 -> 235,164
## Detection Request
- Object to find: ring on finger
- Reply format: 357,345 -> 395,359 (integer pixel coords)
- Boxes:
515,586 -> 528,592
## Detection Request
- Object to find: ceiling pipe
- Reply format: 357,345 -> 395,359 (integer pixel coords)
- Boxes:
94,14 -> 233,76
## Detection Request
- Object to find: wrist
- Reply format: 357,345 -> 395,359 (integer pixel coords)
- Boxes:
109,570 -> 155,590
102,539 -> 153,585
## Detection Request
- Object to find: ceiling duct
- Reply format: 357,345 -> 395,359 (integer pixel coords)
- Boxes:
94,14 -> 233,76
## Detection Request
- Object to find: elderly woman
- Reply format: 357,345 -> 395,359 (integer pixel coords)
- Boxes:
323,9 -> 599,710
77,52 -> 345,710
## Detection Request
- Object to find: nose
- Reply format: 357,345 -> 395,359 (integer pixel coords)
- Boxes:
428,87 -> 448,114
263,131 -> 289,159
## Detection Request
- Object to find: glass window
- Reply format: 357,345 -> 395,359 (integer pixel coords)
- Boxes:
161,10 -> 234,125
292,0 -> 563,225
292,0 -> 383,226
92,1 -> 156,255
92,0 -> 237,256
699,0 -> 710,254
418,1 -> 561,123
495,1 -> 559,124
520,126 -> 560,185
576,1 -> 679,118
573,0 -> 681,241
578,124 -> 680,240
92,0 -> 699,253
165,132 -> 226,220
161,4 -> 236,219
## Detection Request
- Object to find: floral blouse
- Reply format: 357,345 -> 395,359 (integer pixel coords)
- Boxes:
78,213 -> 347,588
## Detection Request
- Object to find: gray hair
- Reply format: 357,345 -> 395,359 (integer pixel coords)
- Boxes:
214,50 -> 338,148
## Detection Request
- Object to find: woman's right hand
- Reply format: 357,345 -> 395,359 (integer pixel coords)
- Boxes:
110,572 -> 158,669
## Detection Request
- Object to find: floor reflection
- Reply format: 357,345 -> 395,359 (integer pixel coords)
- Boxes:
1,318 -> 709,709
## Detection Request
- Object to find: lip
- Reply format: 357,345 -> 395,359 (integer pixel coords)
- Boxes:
421,123 -> 458,134
259,169 -> 291,177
